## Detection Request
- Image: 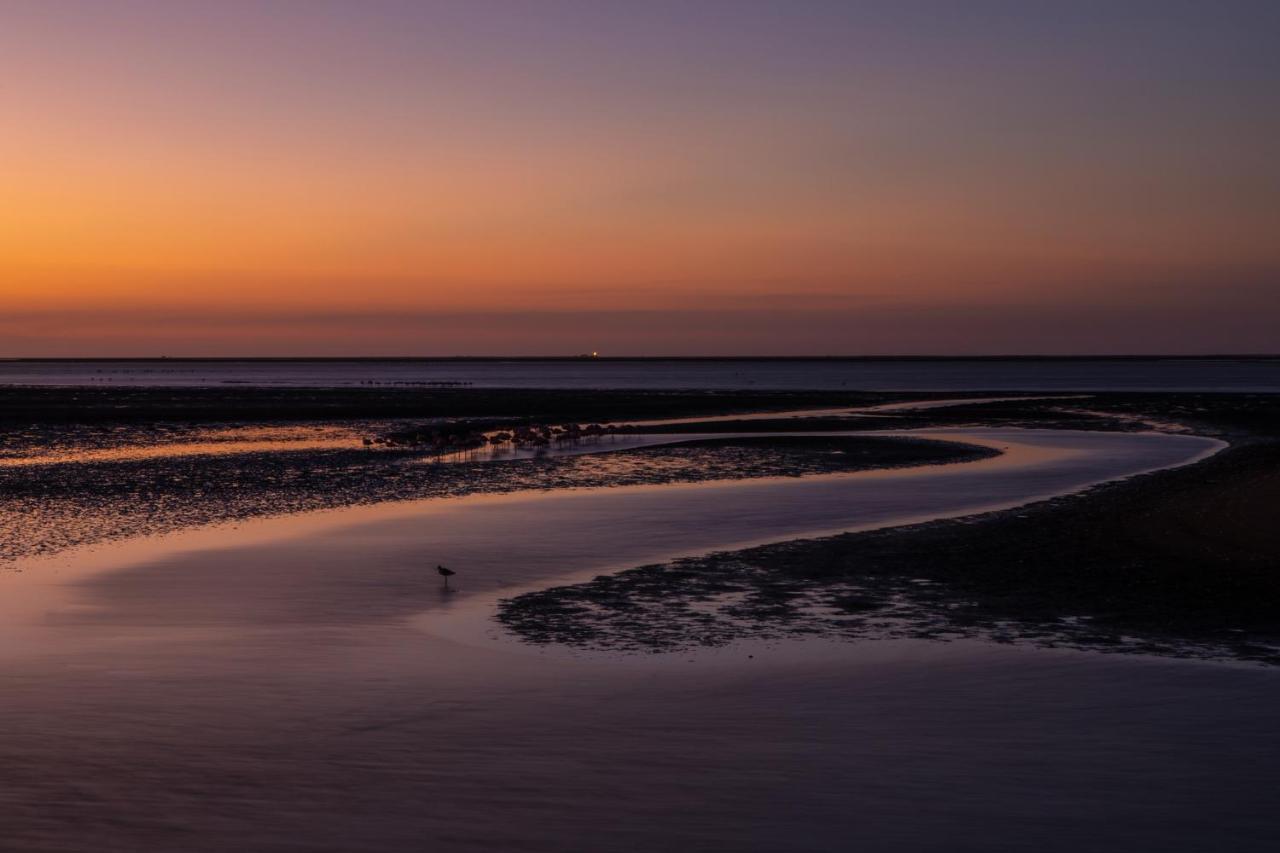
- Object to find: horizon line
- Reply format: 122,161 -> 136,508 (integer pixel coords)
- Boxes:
4,354 -> 1280,363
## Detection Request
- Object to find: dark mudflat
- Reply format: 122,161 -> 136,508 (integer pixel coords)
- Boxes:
0,386 -> 917,425
499,439 -> 1280,664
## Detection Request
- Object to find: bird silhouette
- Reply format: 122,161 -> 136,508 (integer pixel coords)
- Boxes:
436,564 -> 456,586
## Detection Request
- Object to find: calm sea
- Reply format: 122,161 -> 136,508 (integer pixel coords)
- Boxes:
1,358 -> 1278,392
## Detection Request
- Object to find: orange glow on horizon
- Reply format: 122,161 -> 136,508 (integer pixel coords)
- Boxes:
2,3 -> 1277,355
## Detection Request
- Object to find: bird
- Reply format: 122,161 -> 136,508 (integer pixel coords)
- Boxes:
436,564 -> 456,586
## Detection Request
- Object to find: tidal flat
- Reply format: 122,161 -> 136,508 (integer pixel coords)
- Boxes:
1,433 -> 991,564
1,386 -> 1278,852
499,440 -> 1280,665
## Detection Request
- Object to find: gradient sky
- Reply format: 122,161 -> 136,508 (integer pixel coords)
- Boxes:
3,0 -> 1278,355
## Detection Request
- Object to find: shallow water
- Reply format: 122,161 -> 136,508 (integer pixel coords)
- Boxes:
3,426 -> 1277,852
5,428 -> 1218,634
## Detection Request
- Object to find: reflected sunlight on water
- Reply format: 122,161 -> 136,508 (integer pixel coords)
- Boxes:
0,424 -> 365,467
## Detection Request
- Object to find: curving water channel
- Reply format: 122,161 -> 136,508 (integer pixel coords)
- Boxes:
5,427 -> 1221,643
4,422 -> 1277,853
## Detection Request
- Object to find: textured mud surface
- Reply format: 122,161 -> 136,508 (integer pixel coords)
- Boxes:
8,387 -> 1280,666
0,436 -> 991,565
499,441 -> 1280,666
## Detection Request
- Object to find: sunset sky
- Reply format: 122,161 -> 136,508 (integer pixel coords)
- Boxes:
3,1 -> 1278,355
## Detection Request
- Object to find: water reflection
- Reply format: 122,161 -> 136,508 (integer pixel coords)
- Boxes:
0,424 -> 366,467
5,428 -> 1220,644
0,425 -> 1264,853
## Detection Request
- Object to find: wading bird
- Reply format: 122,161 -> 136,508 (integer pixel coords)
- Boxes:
436,564 -> 456,586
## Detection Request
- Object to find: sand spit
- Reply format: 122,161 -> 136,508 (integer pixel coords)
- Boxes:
500,439 -> 1280,665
